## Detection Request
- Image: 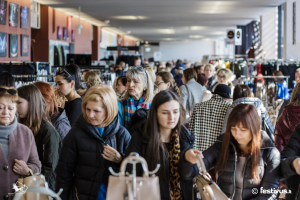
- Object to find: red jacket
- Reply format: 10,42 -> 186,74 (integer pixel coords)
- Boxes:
275,104 -> 300,152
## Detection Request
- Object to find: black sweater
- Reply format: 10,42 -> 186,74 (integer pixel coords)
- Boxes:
125,122 -> 198,200
64,97 -> 82,127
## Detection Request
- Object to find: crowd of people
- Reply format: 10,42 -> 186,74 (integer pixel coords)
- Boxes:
1,58 -> 300,200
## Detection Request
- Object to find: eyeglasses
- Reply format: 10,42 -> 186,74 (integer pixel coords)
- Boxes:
217,75 -> 226,80
0,88 -> 17,95
56,67 -> 72,78
154,81 -> 165,86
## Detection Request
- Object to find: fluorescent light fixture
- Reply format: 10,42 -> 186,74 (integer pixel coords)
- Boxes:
189,35 -> 203,38
157,29 -> 175,34
112,16 -> 148,20
161,38 -> 175,41
33,0 -> 63,5
104,20 -> 110,24
210,31 -> 225,35
190,26 -> 206,30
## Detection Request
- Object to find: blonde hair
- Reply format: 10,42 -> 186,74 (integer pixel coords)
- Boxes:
0,86 -> 18,102
216,68 -> 235,83
204,64 -> 214,71
84,71 -> 102,89
296,68 -> 300,74
289,82 -> 300,105
124,67 -> 154,103
145,66 -> 156,84
54,88 -> 67,108
82,85 -> 118,127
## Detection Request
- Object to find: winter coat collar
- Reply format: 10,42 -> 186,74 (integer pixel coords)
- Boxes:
75,114 -> 120,142
217,130 -> 274,149
231,97 -> 262,109
51,107 -> 68,124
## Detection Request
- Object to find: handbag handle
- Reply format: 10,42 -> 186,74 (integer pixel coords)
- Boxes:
120,153 -> 150,177
196,154 -> 207,174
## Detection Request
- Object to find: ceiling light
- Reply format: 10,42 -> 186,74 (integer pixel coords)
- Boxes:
33,0 -> 63,5
189,35 -> 203,38
210,31 -> 225,35
145,41 -> 149,44
157,29 -> 175,34
104,20 -> 110,24
190,26 -> 206,30
161,38 -> 175,41
126,31 -> 131,34
112,16 -> 148,20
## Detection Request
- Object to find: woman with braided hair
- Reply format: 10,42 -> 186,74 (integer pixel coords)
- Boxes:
125,90 -> 199,200
155,71 -> 181,97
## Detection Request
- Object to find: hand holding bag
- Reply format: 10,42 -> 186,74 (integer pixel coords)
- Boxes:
194,154 -> 228,200
106,153 -> 161,200
15,169 -> 49,200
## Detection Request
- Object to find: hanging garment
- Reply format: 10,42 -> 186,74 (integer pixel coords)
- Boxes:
57,45 -> 63,66
280,64 -> 297,89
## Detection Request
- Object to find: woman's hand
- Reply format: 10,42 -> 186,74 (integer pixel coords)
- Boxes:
103,145 -> 122,163
292,158 -> 300,174
185,149 -> 203,164
13,159 -> 30,176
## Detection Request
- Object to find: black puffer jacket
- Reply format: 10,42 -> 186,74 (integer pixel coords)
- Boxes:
203,131 -> 280,200
281,123 -> 300,200
34,120 -> 62,191
56,114 -> 131,200
125,122 -> 198,200
51,107 -> 71,140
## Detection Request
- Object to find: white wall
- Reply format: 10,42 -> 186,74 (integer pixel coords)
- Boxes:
159,40 -> 215,62
140,45 -> 160,60
285,0 -> 300,59
261,7 -> 277,59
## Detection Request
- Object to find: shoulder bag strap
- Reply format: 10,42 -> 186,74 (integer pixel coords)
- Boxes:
184,85 -> 192,116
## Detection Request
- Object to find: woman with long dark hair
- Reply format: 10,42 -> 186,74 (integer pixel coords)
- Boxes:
17,84 -> 62,190
201,104 -> 280,200
125,90 -> 198,200
55,64 -> 82,127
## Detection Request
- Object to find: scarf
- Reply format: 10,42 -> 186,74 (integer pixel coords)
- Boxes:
169,130 -> 183,200
123,96 -> 151,129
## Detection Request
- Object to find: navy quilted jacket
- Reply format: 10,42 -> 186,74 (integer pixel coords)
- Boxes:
56,114 -> 131,200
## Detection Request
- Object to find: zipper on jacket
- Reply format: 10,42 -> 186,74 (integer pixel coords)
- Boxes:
240,156 -> 250,199
230,143 -> 237,200
42,144 -> 45,161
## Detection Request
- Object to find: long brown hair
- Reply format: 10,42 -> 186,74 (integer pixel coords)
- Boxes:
157,71 -> 181,97
215,104 -> 262,184
144,90 -> 185,178
17,84 -> 49,136
289,82 -> 300,105
34,81 -> 59,118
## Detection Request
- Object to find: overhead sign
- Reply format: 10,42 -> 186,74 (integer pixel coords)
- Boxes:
226,29 -> 235,44
235,29 -> 242,46
106,46 -> 139,51
154,51 -> 162,61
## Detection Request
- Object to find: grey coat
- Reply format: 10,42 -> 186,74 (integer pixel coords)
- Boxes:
179,78 -> 203,123
221,97 -> 275,135
51,107 -> 71,140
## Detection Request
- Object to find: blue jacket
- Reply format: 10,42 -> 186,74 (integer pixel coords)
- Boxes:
175,74 -> 183,87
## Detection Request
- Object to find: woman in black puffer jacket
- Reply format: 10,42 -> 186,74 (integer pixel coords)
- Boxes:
56,86 -> 131,200
202,104 -> 280,200
125,90 -> 199,200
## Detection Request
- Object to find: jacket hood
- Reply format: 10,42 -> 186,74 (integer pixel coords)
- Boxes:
217,130 -> 274,149
231,97 -> 262,110
74,114 -> 121,142
282,105 -> 300,131
52,107 -> 69,123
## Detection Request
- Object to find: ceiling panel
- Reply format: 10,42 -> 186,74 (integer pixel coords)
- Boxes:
36,0 -> 286,42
